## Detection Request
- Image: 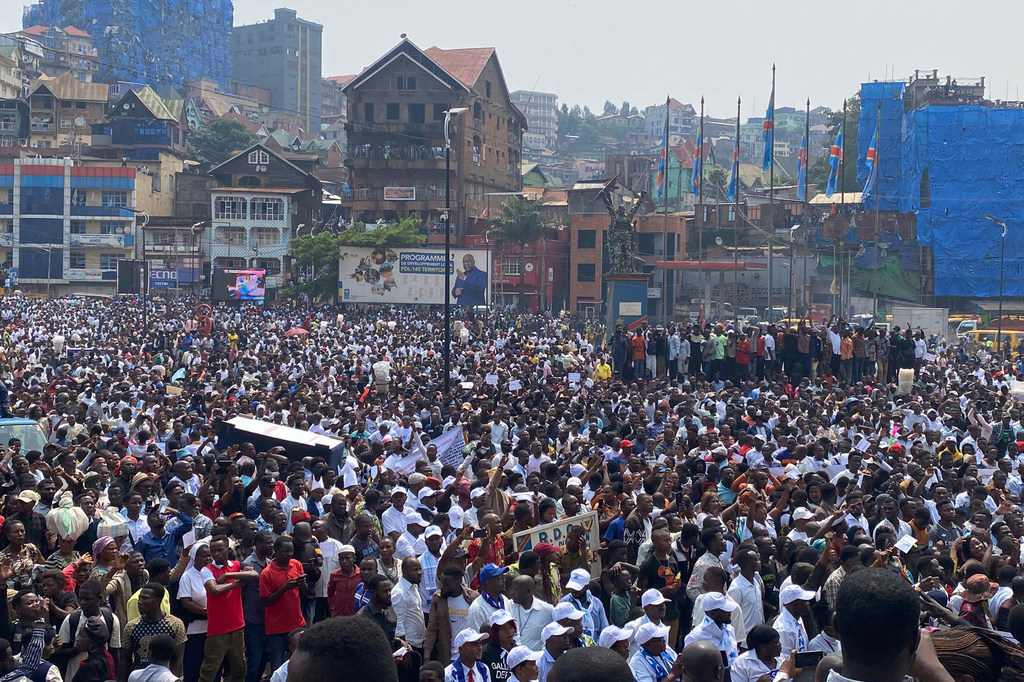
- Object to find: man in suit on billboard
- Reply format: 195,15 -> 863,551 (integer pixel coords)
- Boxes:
452,254 -> 487,306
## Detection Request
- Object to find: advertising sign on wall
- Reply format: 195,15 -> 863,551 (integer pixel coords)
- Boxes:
338,247 -> 491,305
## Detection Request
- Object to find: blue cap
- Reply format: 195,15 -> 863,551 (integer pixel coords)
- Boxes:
479,563 -> 509,584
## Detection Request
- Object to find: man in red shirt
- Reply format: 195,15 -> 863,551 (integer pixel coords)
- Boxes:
327,544 -> 360,617
259,535 -> 306,673
200,536 -> 258,682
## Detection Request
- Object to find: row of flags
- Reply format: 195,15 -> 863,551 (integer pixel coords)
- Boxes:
653,72 -> 878,206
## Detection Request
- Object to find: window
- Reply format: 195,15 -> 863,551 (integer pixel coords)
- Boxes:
60,117 -> 71,129
408,103 -> 425,124
501,258 -> 521,276
247,150 -> 270,165
152,174 -> 160,192
473,102 -> 482,120
577,263 -> 596,282
99,253 -> 120,270
254,228 -> 279,247
70,190 -> 86,206
396,76 -> 405,90
101,191 -> 127,207
485,81 -> 492,98
433,103 -> 449,121
215,197 -> 247,220
577,230 -> 596,249
100,221 -> 122,234
250,197 -> 284,221
363,103 -> 374,122
69,252 -> 85,269
0,114 -> 14,131
386,103 -> 400,121
69,220 -> 85,234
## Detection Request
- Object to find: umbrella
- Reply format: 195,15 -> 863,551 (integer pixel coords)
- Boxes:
284,327 -> 309,337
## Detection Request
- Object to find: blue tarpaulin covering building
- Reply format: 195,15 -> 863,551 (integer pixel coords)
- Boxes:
24,0 -> 233,91
858,82 -> 1024,298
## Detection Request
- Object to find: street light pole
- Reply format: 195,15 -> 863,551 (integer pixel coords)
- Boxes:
985,215 -> 1009,356
442,107 -> 469,402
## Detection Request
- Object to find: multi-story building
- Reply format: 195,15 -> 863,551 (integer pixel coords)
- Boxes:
25,0 -> 233,90
0,33 -> 43,90
0,100 -> 29,147
232,8 -> 323,133
644,98 -> 696,145
322,75 -> 351,121
26,72 -> 107,148
510,90 -> 557,150
0,156 -> 137,294
342,37 -> 526,236
206,142 -> 322,293
17,25 -> 96,82
91,86 -> 187,162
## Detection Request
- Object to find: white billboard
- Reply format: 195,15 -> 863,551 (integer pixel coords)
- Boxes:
338,247 -> 491,305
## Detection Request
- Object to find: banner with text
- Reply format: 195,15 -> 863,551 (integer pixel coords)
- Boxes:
338,247 -> 491,305
512,509 -> 601,577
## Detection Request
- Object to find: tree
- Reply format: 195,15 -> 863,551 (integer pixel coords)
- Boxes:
186,117 -> 257,165
490,199 -> 549,310
284,218 -> 426,301
621,101 -> 631,118
603,101 -> 618,115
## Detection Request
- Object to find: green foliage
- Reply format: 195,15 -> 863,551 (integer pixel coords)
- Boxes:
490,199 -> 550,309
335,218 -> 426,248
185,117 -> 257,166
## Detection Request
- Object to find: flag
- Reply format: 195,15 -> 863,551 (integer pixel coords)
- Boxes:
727,134 -> 740,202
655,97 -> 669,202
862,127 -> 878,202
761,84 -> 775,172
796,134 -> 807,201
825,121 -> 844,198
692,118 -> 704,195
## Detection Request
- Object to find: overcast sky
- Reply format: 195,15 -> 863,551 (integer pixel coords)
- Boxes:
5,0 -> 1024,118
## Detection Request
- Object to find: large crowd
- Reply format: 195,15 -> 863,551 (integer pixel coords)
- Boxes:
0,295 -> 1020,682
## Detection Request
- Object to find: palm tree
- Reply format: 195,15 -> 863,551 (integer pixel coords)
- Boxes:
491,198 -> 550,310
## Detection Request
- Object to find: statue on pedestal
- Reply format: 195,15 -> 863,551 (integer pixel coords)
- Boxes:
598,185 -> 647,275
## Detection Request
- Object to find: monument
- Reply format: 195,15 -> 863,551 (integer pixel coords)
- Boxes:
598,183 -> 651,335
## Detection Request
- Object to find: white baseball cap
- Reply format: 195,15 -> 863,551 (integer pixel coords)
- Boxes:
542,622 -> 573,642
641,589 -> 669,607
423,525 -> 442,539
551,602 -> 585,622
598,625 -> 634,649
506,645 -> 543,669
565,568 -> 591,592
470,487 -> 488,500
634,621 -> 671,645
780,584 -> 818,605
702,592 -> 737,613
793,508 -> 814,521
489,609 -> 515,627
453,628 -> 489,649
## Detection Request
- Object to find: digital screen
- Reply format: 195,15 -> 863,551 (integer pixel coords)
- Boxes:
213,268 -> 266,301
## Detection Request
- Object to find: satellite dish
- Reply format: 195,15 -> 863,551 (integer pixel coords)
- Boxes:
74,117 -> 85,128
715,236 -> 724,246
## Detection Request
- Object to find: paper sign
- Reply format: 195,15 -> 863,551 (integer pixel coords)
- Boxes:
568,372 -> 581,384
826,464 -> 848,480
485,374 -> 499,386
894,535 -> 917,553
924,353 -> 936,362
460,381 -> 474,390
512,509 -> 602,578
585,378 -> 595,388
509,380 -> 522,391
182,529 -> 196,549
787,469 -> 802,480
855,438 -> 871,452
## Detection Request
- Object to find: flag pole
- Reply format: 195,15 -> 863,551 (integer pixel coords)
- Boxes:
734,95 -> 741,324
662,95 -> 670,322
697,96 -> 705,320
872,96 -> 882,321
802,97 -> 810,314
839,97 -> 847,317
767,64 -> 776,321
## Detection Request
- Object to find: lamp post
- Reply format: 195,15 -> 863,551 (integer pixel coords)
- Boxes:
788,225 -> 800,317
442,106 -> 469,401
985,215 -> 1009,356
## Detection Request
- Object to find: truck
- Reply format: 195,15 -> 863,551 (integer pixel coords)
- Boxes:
889,305 -> 950,339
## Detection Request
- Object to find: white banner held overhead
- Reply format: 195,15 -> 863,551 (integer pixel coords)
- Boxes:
430,427 -> 468,468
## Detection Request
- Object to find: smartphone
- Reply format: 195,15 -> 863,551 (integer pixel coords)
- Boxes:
675,491 -> 684,506
473,529 -> 488,539
794,651 -> 826,669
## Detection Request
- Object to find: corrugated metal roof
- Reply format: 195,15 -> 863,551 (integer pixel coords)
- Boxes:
423,46 -> 494,89
132,86 -> 179,121
809,191 -> 862,205
62,26 -> 92,38
30,72 -> 106,103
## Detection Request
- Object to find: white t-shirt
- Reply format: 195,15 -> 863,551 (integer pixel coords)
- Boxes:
446,593 -> 470,657
58,610 -> 122,680
177,567 -> 209,635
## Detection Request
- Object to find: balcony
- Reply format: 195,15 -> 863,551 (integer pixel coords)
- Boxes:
346,143 -> 450,171
30,123 -> 54,133
70,206 -> 133,218
70,233 -> 133,248
350,185 -> 448,209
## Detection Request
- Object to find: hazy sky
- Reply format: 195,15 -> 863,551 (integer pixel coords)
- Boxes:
5,0 -> 1024,118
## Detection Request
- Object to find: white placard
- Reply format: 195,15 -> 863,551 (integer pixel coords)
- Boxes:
619,302 -> 643,316
182,529 -> 196,549
460,381 -> 474,389
509,380 -> 522,391
894,535 -> 917,553
485,374 -> 499,386
568,372 -> 581,383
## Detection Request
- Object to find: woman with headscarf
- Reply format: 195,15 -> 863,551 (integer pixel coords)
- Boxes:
931,625 -> 1024,682
89,536 -> 123,580
70,615 -> 116,682
177,540 -> 210,682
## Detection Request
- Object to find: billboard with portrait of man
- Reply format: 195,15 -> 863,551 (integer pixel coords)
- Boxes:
337,247 -> 491,305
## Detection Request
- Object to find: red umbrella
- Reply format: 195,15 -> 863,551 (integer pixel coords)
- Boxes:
284,327 -> 309,337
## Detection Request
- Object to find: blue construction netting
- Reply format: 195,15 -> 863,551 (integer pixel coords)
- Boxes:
28,0 -> 233,91
899,105 -> 1024,297
857,82 -> 906,212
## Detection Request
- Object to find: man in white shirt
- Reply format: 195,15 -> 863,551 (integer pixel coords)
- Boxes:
395,512 -> 427,560
536,623 -> 571,682
509,574 -> 553,651
466,564 -> 512,633
505,646 -> 542,682
684,592 -> 739,672
444,629 -> 491,682
392,556 -> 425,653
382,488 -> 410,539
773,584 -> 814,655
727,548 -> 765,632
628,622 -> 680,682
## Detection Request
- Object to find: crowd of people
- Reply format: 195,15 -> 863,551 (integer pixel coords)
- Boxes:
0,295 -> 1019,682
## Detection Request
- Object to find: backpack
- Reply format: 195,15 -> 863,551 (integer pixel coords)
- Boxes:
67,607 -> 115,646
